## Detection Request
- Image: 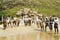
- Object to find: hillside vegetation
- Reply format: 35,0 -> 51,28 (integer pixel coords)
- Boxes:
0,0 -> 60,17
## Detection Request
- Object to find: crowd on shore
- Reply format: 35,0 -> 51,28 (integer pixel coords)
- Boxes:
1,8 -> 59,34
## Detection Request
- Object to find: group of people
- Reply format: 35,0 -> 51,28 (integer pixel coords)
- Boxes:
45,16 -> 59,33
2,13 -> 59,34
1,8 -> 59,34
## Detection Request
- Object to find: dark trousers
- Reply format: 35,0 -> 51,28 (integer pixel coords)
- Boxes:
54,23 -> 58,33
45,23 -> 49,31
28,20 -> 31,26
3,22 -> 7,30
49,23 -> 53,31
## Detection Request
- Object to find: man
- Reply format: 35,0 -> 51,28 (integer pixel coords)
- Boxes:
45,17 -> 49,31
28,17 -> 32,26
3,17 -> 7,30
40,17 -> 44,31
23,16 -> 28,26
6,17 -> 11,27
54,17 -> 59,33
13,17 -> 17,27
49,16 -> 54,32
36,15 -> 41,28
16,18 -> 20,27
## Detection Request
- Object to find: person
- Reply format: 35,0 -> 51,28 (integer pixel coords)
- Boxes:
3,17 -> 7,30
6,17 -> 11,28
13,17 -> 17,27
31,15 -> 35,24
40,17 -> 44,31
28,17 -> 32,26
54,17 -> 59,33
16,18 -> 20,27
45,17 -> 49,31
23,16 -> 28,26
49,16 -> 54,32
36,15 -> 40,28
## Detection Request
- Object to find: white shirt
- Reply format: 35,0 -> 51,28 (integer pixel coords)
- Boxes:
54,18 -> 59,23
14,17 -> 17,20
6,17 -> 10,23
23,17 -> 28,21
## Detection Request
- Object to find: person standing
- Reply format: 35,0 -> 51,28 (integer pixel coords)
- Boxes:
6,17 -> 11,28
16,18 -> 20,27
54,17 -> 59,33
35,15 -> 40,28
45,17 -> 49,31
28,17 -> 32,26
13,16 -> 17,27
49,16 -> 54,32
3,16 -> 7,30
40,17 -> 44,31
23,16 -> 28,26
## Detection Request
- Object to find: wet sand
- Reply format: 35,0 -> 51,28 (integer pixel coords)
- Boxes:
0,23 -> 60,40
